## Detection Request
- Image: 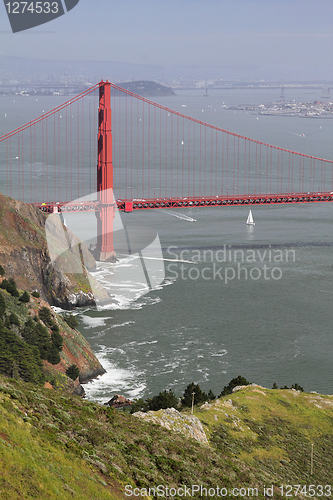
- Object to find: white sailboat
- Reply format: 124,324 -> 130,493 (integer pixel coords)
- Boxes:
246,210 -> 255,225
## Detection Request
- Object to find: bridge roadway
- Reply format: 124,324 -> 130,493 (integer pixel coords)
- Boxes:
33,191 -> 333,214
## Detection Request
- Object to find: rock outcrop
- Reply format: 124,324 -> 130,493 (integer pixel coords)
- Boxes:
105,394 -> 133,408
133,407 -> 209,445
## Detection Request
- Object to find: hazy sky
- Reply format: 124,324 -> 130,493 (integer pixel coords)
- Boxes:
1,0 -> 332,79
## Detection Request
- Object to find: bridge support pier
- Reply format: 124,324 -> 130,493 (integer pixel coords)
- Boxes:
96,80 -> 116,262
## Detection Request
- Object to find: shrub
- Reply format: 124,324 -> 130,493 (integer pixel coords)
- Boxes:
0,265 -> 5,276
219,375 -> 250,397
19,291 -> 30,303
51,323 -> 59,333
207,389 -> 216,400
0,323 -> 44,384
280,383 -> 304,392
39,306 -> 54,327
147,389 -> 179,411
51,330 -> 63,350
66,364 -> 80,380
181,382 -> 208,407
0,278 -> 20,297
0,293 -> 6,317
63,314 -> 79,329
291,383 -> 304,392
130,398 -> 150,413
31,291 -> 40,298
47,346 -> 61,365
9,312 -> 20,326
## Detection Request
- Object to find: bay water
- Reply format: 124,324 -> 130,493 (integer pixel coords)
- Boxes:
1,87 -> 333,399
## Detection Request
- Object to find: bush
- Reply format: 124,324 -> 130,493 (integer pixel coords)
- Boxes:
63,314 -> 79,329
0,265 -> 5,276
181,382 -> 209,407
147,389 -> 179,411
9,312 -> 20,326
219,375 -> 250,397
66,364 -> 80,380
130,398 -> 150,413
47,346 -> 61,365
280,383 -> 304,392
0,323 -> 44,384
291,383 -> 304,392
0,293 -> 6,317
207,389 -> 216,400
39,306 -> 54,327
19,291 -> 30,303
0,278 -> 20,297
31,291 -> 40,298
51,330 -> 63,350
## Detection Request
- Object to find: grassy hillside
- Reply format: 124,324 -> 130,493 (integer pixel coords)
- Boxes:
195,385 -> 333,488
0,375 -> 332,499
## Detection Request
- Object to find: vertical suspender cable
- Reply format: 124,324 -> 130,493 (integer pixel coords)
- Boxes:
125,92 -> 128,200
82,97 -> 84,198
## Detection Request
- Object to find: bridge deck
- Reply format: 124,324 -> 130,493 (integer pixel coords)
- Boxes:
33,192 -> 333,213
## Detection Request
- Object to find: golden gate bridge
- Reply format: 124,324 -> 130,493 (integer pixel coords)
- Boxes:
1,80 -> 333,260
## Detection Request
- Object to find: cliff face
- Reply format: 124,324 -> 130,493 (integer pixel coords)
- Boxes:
0,193 -> 108,309
30,298 -> 106,393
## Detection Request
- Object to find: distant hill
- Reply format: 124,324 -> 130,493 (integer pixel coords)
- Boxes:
117,80 -> 175,97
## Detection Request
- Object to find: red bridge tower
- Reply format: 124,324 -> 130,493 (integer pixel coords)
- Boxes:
96,81 -> 116,262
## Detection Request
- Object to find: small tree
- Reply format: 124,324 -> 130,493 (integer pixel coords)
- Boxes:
31,291 -> 40,298
7,278 -> 20,297
19,291 -> 30,303
272,382 -> 278,389
207,389 -> 216,400
147,389 -> 179,411
9,312 -> 20,326
63,314 -> 79,329
219,375 -> 250,397
39,306 -> 53,327
1,278 -> 20,297
291,383 -> 304,392
47,345 -> 61,365
66,364 -> 80,380
51,330 -> 63,350
0,293 -> 6,317
130,398 -> 149,414
181,382 -> 208,407
0,265 -> 5,276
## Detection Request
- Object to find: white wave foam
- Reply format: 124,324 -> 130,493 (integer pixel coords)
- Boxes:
83,348 -> 146,403
80,316 -> 108,328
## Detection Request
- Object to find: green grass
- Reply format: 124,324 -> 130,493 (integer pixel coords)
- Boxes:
0,391 -> 120,500
1,377 -> 333,499
195,385 -> 333,487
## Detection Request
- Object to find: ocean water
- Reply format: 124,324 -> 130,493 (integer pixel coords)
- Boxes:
1,87 -> 333,400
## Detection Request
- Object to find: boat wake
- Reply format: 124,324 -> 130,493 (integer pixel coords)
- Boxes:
163,211 -> 196,222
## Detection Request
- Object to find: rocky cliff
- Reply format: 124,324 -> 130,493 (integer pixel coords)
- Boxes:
0,193 -> 108,309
